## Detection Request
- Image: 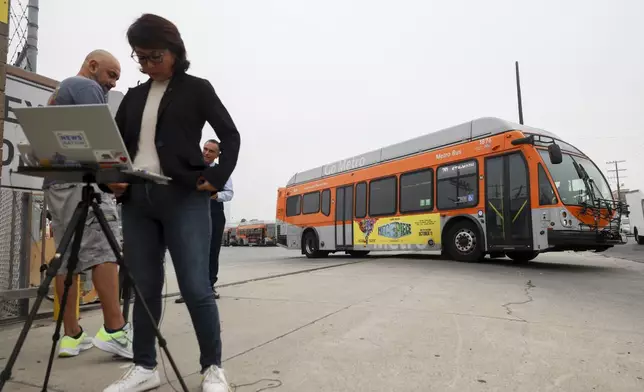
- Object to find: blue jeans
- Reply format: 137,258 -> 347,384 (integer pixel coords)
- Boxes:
122,183 -> 222,370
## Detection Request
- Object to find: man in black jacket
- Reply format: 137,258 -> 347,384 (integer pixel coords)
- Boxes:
102,14 -> 240,392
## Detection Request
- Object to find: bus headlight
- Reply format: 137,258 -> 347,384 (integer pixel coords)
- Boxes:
560,210 -> 573,227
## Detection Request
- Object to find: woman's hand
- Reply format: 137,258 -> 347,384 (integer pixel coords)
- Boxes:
197,177 -> 217,192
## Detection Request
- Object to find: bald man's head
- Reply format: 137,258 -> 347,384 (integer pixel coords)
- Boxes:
79,49 -> 121,93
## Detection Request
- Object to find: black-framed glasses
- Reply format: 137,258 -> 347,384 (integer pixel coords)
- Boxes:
131,50 -> 166,65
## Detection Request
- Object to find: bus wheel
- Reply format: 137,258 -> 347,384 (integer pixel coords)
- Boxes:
445,221 -> 483,262
303,231 -> 328,258
506,251 -> 539,263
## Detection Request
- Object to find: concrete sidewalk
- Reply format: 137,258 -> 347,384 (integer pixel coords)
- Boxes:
10,247 -> 358,323
0,247 -> 368,391
1,249 -> 643,391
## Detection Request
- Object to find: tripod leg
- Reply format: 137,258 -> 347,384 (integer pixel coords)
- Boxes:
0,201 -> 88,392
119,262 -> 132,322
41,201 -> 89,392
90,201 -> 189,392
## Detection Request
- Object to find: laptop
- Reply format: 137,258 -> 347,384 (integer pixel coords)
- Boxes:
12,104 -> 172,184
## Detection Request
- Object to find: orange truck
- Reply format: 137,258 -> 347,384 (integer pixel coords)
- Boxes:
275,117 -> 627,261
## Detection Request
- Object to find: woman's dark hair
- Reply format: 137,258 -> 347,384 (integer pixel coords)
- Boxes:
127,13 -> 190,73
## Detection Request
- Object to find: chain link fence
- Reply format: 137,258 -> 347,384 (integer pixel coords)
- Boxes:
8,0 -> 32,70
0,0 -> 45,321
0,185 -> 113,322
0,188 -> 29,320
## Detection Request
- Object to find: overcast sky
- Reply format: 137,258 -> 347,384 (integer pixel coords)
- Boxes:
31,0 -> 644,221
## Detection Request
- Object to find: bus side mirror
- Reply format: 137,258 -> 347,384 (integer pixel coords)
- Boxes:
511,135 -> 534,146
548,143 -> 563,164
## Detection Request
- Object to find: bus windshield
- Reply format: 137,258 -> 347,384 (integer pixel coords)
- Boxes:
539,150 -> 612,206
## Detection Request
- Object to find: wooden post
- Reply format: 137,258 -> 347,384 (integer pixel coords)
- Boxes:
0,0 -> 9,171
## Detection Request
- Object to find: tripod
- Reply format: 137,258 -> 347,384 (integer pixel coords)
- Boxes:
0,173 -> 188,392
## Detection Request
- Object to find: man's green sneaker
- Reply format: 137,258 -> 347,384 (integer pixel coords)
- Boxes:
93,322 -> 133,359
58,330 -> 94,357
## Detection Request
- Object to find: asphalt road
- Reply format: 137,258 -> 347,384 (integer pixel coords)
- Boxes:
604,236 -> 644,263
1,247 -> 643,391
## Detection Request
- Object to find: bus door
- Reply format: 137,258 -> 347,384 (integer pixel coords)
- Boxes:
335,185 -> 354,248
484,152 -> 533,250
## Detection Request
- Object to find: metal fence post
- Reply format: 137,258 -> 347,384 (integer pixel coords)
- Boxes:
40,194 -> 47,282
7,191 -> 17,290
19,192 -> 32,316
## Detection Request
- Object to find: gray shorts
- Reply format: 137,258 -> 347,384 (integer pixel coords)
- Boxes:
44,183 -> 122,276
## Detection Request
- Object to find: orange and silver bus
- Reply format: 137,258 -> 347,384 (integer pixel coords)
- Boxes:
222,226 -> 238,247
275,117 -> 627,261
237,220 -> 279,246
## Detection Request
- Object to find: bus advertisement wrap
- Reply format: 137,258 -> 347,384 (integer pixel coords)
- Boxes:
354,214 -> 441,246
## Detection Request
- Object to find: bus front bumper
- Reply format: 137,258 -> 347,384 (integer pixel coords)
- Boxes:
277,235 -> 287,247
547,229 -> 627,251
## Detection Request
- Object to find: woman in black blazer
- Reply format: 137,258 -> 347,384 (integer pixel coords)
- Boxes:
103,13 -> 240,392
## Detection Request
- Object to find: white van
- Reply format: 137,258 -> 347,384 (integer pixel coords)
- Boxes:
625,190 -> 644,245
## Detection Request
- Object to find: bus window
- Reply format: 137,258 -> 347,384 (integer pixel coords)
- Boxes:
437,160 -> 478,210
321,189 -> 331,216
400,168 -> 434,213
538,164 -> 557,205
303,192 -> 320,214
369,176 -> 397,216
286,195 -> 301,216
355,182 -> 367,218
539,151 -> 603,205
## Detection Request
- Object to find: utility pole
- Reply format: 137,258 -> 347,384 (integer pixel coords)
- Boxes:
0,0 -> 8,178
515,61 -> 524,125
607,160 -> 627,202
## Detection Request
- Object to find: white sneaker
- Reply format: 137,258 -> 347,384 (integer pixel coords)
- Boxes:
202,365 -> 231,392
103,365 -> 161,392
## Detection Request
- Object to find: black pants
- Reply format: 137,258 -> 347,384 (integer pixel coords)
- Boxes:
210,203 -> 226,287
